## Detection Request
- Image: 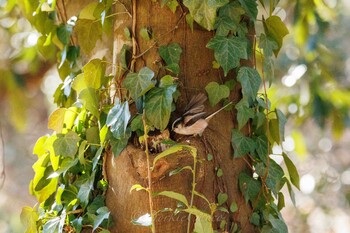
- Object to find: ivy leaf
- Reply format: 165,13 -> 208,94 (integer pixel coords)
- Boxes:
217,192 -> 228,206
109,129 -> 131,157
231,129 -> 256,158
75,19 -> 103,55
276,109 -> 287,142
48,108 -> 66,133
259,33 -> 278,58
269,118 -> 280,143
183,0 -> 229,30
235,98 -> 255,129
237,67 -> 261,102
214,15 -> 236,36
263,16 -> 289,56
79,88 -> 100,118
238,0 -> 258,20
282,152 -> 300,190
269,214 -> 288,233
239,172 -> 261,203
161,0 -> 179,13
57,24 -> 72,45
77,172 -> 95,208
106,99 -> 131,139
122,67 -> 155,101
20,206 -> 39,233
82,59 -> 106,89
254,134 -> 268,163
207,35 -> 247,76
205,82 -> 230,106
145,85 -> 176,130
159,43 -> 182,75
43,217 -> 61,233
256,161 -> 285,196
140,28 -> 151,41
156,191 -> 189,207
93,207 -> 110,231
53,131 -> 80,157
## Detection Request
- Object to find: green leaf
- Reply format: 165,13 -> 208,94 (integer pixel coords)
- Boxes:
109,129 -> 131,156
183,0 -> 229,31
238,0 -> 258,20
263,16 -> 289,56
75,19 -> 103,55
269,119 -> 280,143
230,202 -> 238,213
276,109 -> 287,142
183,207 -> 212,221
145,86 -> 176,130
269,214 -> 288,233
259,33 -> 278,58
120,44 -> 131,69
79,88 -> 100,118
282,152 -> 300,190
82,59 -> 106,89
152,144 -> 197,169
57,24 -> 72,45
53,131 -> 80,157
159,43 -> 182,75
286,179 -> 296,205
217,192 -> 228,205
205,82 -> 230,106
237,67 -> 261,102
250,212 -> 260,226
77,172 -> 95,208
93,207 -> 110,231
162,0 -> 179,13
140,27 -> 151,41
130,184 -> 147,193
277,192 -> 285,211
256,161 -> 285,195
193,213 -> 214,233
106,99 -> 131,139
235,98 -> 255,129
239,172 -> 261,203
48,108 -> 66,133
21,206 -> 39,233
155,191 -> 189,207
254,135 -> 268,163
207,35 -> 247,76
231,129 -> 256,158
71,217 -> 83,233
217,168 -> 223,177
122,67 -> 155,100
86,126 -> 100,144
43,217 -> 61,233
214,15 -> 236,36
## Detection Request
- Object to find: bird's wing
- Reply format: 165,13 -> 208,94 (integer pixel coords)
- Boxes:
183,111 -> 207,126
183,93 -> 207,116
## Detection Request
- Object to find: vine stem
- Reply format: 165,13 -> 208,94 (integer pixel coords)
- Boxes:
130,0 -> 137,72
142,113 -> 156,233
187,153 -> 197,233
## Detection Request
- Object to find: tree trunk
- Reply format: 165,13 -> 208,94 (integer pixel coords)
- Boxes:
106,1 -> 257,233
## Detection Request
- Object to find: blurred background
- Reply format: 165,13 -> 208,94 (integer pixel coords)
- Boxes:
0,0 -> 350,232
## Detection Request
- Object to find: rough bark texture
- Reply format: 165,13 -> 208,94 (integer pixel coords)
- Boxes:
105,1 -> 257,232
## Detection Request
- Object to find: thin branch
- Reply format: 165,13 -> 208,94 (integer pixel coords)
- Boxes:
0,123 -> 4,189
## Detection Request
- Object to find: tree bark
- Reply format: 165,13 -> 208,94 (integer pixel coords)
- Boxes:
106,1 -> 257,233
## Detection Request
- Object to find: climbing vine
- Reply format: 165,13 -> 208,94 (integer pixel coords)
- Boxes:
19,0 -> 299,232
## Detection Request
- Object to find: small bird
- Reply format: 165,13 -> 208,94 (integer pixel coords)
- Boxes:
172,93 -> 232,136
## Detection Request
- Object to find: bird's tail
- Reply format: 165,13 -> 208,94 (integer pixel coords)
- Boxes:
205,101 -> 233,121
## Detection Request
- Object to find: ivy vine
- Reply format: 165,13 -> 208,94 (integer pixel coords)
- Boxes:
20,0 -> 299,233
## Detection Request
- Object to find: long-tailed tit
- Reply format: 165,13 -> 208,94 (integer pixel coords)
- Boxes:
172,93 -> 232,136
